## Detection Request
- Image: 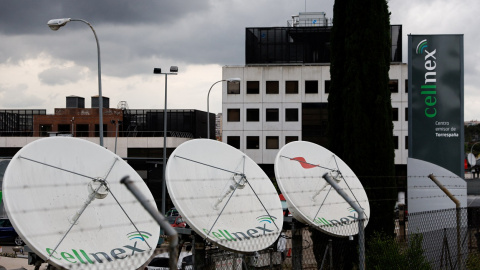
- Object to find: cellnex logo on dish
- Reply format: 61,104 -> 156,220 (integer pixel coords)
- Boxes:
45,231 -> 152,265
313,208 -> 359,227
203,215 -> 277,241
416,39 -> 438,118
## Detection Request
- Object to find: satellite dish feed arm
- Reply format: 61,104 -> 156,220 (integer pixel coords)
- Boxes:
322,172 -> 365,269
121,177 -> 178,270
48,181 -> 108,263
322,173 -> 364,220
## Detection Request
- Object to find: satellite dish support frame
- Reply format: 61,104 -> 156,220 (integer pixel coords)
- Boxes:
322,173 -> 365,270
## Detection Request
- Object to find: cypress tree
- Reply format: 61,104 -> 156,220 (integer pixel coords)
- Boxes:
327,0 -> 396,237
312,1 -> 396,268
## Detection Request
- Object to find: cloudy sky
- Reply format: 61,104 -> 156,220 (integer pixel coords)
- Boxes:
1,0 -> 479,120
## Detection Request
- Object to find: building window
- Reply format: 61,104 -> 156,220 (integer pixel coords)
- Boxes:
246,81 -> 260,94
302,103 -> 328,147
266,109 -> 279,122
58,124 -> 71,134
246,109 -> 260,122
324,80 -> 331,94
227,81 -> 240,94
266,136 -> 279,149
39,124 -> 52,137
227,109 -> 240,122
266,81 -> 279,94
389,80 -> 398,93
285,81 -> 298,94
95,124 -> 107,138
76,124 -> 89,137
246,136 -> 260,149
227,136 -> 240,149
394,136 -> 399,149
405,79 -> 408,93
305,80 -> 318,94
405,107 -> 408,121
285,136 -> 298,144
405,136 -> 408,150
392,107 -> 398,121
285,108 -> 299,122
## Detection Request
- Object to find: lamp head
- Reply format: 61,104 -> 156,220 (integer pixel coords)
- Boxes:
170,66 -> 178,73
153,68 -> 162,74
47,18 -> 71,31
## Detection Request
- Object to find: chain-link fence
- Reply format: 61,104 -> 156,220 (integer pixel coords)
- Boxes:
26,207 -> 480,269
132,207 -> 480,270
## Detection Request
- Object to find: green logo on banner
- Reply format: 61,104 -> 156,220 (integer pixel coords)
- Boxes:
416,39 -> 428,54
416,39 -> 437,118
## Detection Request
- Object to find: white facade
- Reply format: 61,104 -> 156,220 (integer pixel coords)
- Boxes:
222,63 -> 408,165
0,136 -> 190,159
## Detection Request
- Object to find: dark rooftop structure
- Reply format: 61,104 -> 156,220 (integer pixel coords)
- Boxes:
245,13 -> 402,65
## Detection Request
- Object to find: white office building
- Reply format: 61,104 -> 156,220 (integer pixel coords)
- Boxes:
221,12 -> 407,175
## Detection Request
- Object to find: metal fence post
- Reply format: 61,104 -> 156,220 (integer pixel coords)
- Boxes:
329,239 -> 333,269
428,174 -> 461,268
291,220 -> 303,270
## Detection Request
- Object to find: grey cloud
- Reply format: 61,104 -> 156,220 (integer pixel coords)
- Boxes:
38,66 -> 87,85
0,0 -> 334,79
0,83 -> 45,109
0,0 -> 209,35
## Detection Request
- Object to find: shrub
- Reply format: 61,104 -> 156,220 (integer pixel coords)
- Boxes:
366,232 -> 431,270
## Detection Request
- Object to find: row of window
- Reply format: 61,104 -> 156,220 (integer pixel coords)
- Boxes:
227,136 -> 299,150
227,108 -> 299,122
392,107 -> 408,122
228,80 -> 409,95
394,136 -> 409,150
227,135 -> 407,150
228,107 -> 408,123
39,124 -> 107,137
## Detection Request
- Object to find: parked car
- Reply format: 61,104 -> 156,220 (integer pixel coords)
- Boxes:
279,194 -> 291,217
165,207 -> 179,217
0,218 -> 24,245
145,254 -> 169,270
169,215 -> 188,228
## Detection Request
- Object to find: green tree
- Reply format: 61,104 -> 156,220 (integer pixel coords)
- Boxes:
312,1 -> 396,268
327,0 -> 396,236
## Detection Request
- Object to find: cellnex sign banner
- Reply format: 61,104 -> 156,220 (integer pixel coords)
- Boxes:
408,34 -> 464,177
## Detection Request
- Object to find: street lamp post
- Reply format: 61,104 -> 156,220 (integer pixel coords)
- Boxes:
207,78 -> 241,139
70,117 -> 75,136
154,67 -> 178,215
110,120 -> 122,154
47,18 -> 104,146
471,142 -> 480,156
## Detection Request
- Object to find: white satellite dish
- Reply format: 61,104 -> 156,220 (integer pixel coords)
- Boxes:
468,153 -> 476,167
166,139 -> 283,252
274,141 -> 369,236
3,137 -> 159,269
